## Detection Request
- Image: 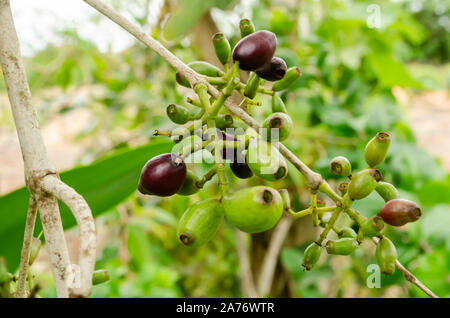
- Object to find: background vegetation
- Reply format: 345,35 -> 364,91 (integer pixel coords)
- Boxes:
0,0 -> 449,298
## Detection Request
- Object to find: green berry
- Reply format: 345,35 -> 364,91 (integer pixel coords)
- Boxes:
215,114 -> 234,130
177,198 -> 224,247
376,237 -> 397,275
272,67 -> 301,91
223,186 -> 283,233
361,215 -> 385,237
338,227 -> 357,239
247,138 -> 288,181
364,132 -> 391,168
348,169 -> 381,200
326,238 -> 359,255
92,269 -> 110,285
244,72 -> 261,99
338,182 -> 349,195
330,156 -> 351,177
239,18 -> 255,38
177,170 -> 200,196
262,112 -> 292,141
212,32 -> 231,65
271,94 -> 288,113
172,135 -> 203,156
166,104 -> 191,125
302,242 -> 322,271
375,182 -> 400,202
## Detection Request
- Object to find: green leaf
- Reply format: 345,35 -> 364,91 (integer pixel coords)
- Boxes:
0,140 -> 173,271
162,0 -> 233,41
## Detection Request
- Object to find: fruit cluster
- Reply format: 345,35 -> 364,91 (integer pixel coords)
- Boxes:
137,19 -> 422,277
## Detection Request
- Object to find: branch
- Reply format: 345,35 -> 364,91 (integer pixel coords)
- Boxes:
82,0 -> 437,298
40,175 -> 96,297
235,230 -> 259,298
257,215 -> 293,296
371,237 -> 438,298
16,196 -> 37,298
0,0 -> 96,298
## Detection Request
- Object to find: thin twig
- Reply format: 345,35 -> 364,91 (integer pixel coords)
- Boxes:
257,216 -> 293,296
235,230 -> 259,298
82,0 -> 438,298
15,196 -> 37,298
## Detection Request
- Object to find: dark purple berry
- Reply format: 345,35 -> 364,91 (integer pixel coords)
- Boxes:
138,153 -> 187,197
232,30 -> 277,71
230,151 -> 253,179
256,57 -> 287,81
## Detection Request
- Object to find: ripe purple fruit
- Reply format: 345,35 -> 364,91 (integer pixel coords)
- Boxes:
378,199 -> 421,227
230,151 -> 253,179
232,30 -> 277,71
256,57 -> 287,81
138,153 -> 187,197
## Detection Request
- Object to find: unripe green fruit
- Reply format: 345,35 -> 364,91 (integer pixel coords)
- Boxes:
29,237 -> 42,266
177,198 -> 224,247
176,61 -> 224,88
338,182 -> 349,195
239,18 -> 255,38
364,132 -> 391,168
326,238 -> 359,255
302,242 -> 322,271
330,156 -> 351,177
272,67 -> 301,91
92,269 -> 110,285
244,72 -> 261,99
338,227 -> 357,239
375,182 -> 400,202
376,237 -> 397,275
247,138 -> 288,181
166,104 -> 191,125
262,112 -> 292,141
212,32 -> 231,65
215,114 -> 234,130
348,169 -> 381,200
271,94 -> 288,113
172,135 -> 203,156
361,215 -> 385,237
378,199 -> 421,227
223,186 -> 283,233
178,170 -> 200,196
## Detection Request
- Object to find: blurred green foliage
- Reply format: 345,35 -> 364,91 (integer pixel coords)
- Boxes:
0,0 -> 449,298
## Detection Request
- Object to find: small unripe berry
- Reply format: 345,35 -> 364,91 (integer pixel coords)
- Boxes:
338,227 -> 357,239
376,237 -> 397,275
348,169 -> 381,200
364,132 -> 391,168
375,182 -> 400,202
272,67 -> 301,91
176,61 -> 224,88
378,199 -> 421,227
177,170 -> 200,196
262,112 -> 293,141
271,94 -> 288,113
330,156 -> 351,177
177,198 -> 224,247
244,72 -> 261,99
239,18 -> 255,38
166,104 -> 190,125
212,32 -> 231,65
247,138 -> 288,181
302,242 -> 322,271
92,269 -> 110,285
326,238 -> 359,255
361,215 -> 385,237
338,182 -> 349,195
